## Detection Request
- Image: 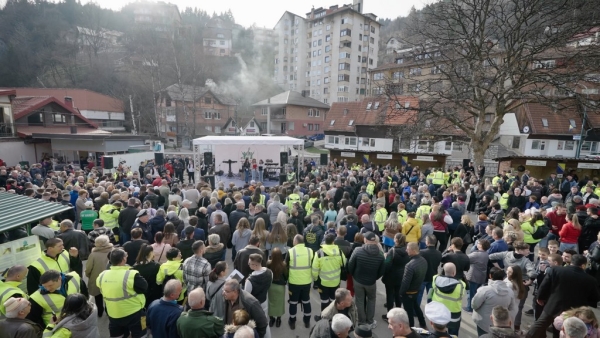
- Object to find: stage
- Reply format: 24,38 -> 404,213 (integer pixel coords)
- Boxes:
192,136 -> 305,187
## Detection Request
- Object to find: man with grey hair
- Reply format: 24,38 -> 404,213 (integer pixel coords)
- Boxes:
562,317 -> 588,338
479,306 -> 516,338
319,288 -> 358,328
177,287 -> 225,338
58,219 -> 90,265
386,308 -> 420,338
310,313 -> 352,338
147,279 -> 183,338
210,279 -> 268,338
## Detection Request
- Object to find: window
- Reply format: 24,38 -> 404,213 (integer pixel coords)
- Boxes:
308,124 -> 314,131
214,126 -> 221,133
431,65 -> 444,74
250,121 -> 255,127
373,72 -> 384,80
318,49 -> 322,56
569,119 -> 576,129
454,142 -> 463,151
531,140 -> 546,150
315,124 -> 320,131
318,39 -> 322,46
374,102 -> 380,109
484,114 -> 493,122
348,120 -> 354,126
343,108 -> 349,115
369,58 -> 373,65
324,56 -> 330,63
308,109 -> 313,117
339,63 -> 350,70
325,66 -> 330,73
205,97 -> 212,104
204,111 -> 212,119
338,74 -> 350,82
409,68 -> 422,76
393,71 -> 404,80
445,141 -> 452,151
407,83 -> 420,92
165,98 -> 171,107
400,138 -> 410,149
581,141 -> 596,152
371,26 -> 375,33
329,136 -> 340,144
565,140 -> 575,150
340,29 -> 351,37
217,33 -> 224,38
512,136 -> 520,149
345,137 -> 357,145
362,138 -> 376,147
324,77 -> 329,83
366,102 -> 373,110
205,125 -> 212,131
396,58 -> 403,64
52,113 -> 66,123
325,45 -> 331,52
337,86 -> 349,92
315,109 -> 320,117
370,37 -> 374,44
330,120 -> 335,126
541,118 -> 549,127
326,24 -> 331,31
326,35 -> 331,42
213,112 -> 221,120
339,52 -> 350,59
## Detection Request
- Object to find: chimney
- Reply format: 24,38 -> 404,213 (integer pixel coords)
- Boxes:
64,96 -> 73,108
353,0 -> 363,13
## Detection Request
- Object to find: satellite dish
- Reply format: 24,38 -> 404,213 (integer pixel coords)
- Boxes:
523,126 -> 530,133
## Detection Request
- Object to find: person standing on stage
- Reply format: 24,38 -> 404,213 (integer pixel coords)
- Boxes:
243,159 -> 251,183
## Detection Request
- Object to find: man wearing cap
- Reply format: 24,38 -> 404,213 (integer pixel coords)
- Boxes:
424,301 -> 456,338
79,200 -> 98,234
131,209 -> 152,242
0,298 -> 40,337
27,238 -> 80,295
348,231 -> 385,329
428,263 -> 464,336
0,265 -> 28,316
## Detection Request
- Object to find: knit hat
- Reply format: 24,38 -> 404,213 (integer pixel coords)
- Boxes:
4,298 -> 29,318
95,235 -> 110,248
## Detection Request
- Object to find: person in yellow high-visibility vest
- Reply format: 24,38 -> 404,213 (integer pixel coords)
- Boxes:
97,249 -> 148,338
432,169 -> 445,189
312,234 -> 346,311
374,203 -> 388,233
428,263 -> 465,336
0,265 -> 28,316
29,270 -> 86,328
27,238 -> 81,295
286,235 -> 314,329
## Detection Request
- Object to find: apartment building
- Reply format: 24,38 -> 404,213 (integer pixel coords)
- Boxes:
251,26 -> 278,48
133,1 -> 181,33
203,18 -> 233,57
273,0 -> 380,104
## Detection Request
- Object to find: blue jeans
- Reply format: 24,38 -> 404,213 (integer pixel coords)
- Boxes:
251,169 -> 257,181
258,169 -> 263,182
244,170 -> 250,183
416,281 -> 432,306
419,241 -> 427,250
539,232 -> 558,248
560,242 -> 578,252
466,281 -> 481,312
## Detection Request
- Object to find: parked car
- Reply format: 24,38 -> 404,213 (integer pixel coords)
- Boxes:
293,138 -> 314,149
308,134 -> 325,141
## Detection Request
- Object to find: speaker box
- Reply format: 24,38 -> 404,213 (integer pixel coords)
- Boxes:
320,153 -> 328,166
154,152 -> 164,166
462,159 -> 470,168
204,152 -> 213,165
103,156 -> 113,169
279,173 -> 287,185
280,152 -> 288,165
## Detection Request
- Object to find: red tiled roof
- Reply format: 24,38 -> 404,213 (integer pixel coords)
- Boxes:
1,87 -> 124,112
11,96 -> 98,128
325,96 -> 421,132
519,101 -> 600,135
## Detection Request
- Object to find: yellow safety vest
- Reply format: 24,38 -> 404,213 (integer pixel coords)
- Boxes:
49,221 -> 60,232
311,245 -> 346,287
288,244 -> 314,285
430,275 -> 465,315
305,197 -> 318,211
499,193 -> 509,210
30,251 -> 71,276
99,204 -> 120,229
432,172 -> 445,185
156,260 -> 186,301
492,176 -> 501,186
287,172 -> 295,182
30,272 -> 81,325
366,182 -> 375,196
0,281 -> 27,316
259,194 -> 266,206
97,266 -> 145,319
416,205 -> 432,226
286,194 -> 301,214
375,208 -> 388,232
397,209 -> 408,225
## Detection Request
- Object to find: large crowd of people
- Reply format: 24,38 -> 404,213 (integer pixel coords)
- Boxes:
1,158 -> 600,338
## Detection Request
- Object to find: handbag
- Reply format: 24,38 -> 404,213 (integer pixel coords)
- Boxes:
462,225 -> 473,245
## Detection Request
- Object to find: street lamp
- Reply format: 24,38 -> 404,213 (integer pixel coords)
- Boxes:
574,82 -> 590,159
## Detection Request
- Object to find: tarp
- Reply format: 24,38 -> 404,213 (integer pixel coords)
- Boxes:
0,192 -> 72,232
193,136 -> 303,146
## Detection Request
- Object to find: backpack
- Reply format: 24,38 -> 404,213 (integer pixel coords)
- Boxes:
531,223 -> 550,240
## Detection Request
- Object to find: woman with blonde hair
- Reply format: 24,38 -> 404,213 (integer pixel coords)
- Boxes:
504,218 -> 525,242
554,306 -> 600,338
266,222 -> 288,256
383,212 -> 400,252
232,217 -> 253,261
252,218 -> 270,252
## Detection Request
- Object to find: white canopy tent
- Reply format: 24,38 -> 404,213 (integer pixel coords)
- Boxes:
192,136 -> 304,185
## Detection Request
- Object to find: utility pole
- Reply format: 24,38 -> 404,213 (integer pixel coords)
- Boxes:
574,83 -> 589,159
129,95 -> 137,135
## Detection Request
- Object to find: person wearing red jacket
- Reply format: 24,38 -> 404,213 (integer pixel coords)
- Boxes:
558,214 -> 582,252
544,204 -> 567,247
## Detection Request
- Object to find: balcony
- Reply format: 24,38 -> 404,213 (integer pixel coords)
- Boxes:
271,112 -> 287,120
0,122 -> 15,137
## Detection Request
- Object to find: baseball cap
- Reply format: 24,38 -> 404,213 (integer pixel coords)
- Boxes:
84,201 -> 94,208
136,209 -> 148,217
425,301 -> 451,325
364,231 -> 377,242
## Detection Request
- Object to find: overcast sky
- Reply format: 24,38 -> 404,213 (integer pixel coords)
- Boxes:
3,0 -> 431,28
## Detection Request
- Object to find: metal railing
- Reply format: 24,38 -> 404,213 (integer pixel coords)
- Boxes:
0,122 -> 15,137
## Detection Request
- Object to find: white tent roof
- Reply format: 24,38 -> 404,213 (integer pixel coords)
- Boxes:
193,135 -> 303,146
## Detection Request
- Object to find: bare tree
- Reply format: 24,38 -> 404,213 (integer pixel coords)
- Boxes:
377,0 -> 600,166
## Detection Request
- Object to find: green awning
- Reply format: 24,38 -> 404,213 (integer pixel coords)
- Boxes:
0,192 -> 73,232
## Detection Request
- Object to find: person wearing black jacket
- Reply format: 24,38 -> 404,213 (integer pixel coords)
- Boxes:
382,233 -> 410,320
526,255 -> 599,338
441,237 -> 470,281
399,242 -> 428,328
417,235 -> 442,306
229,202 -> 249,234
177,227 -> 196,261
580,207 -> 600,253
347,231 -> 385,327
118,198 -> 139,245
